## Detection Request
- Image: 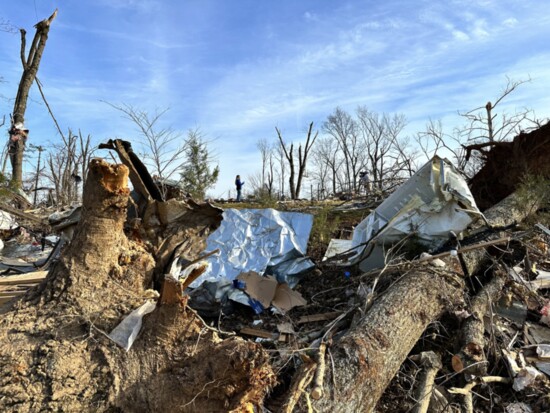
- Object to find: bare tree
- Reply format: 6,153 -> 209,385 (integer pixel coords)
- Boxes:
107,103 -> 187,196
273,144 -> 286,199
256,138 -> 275,196
9,10 -> 57,188
310,143 -> 331,199
45,129 -> 94,207
246,171 -> 266,198
417,77 -> 544,178
323,107 -> 365,193
312,136 -> 343,196
388,135 -> 417,179
416,119 -> 471,172
356,107 -> 407,190
460,77 -> 536,144
276,122 -> 318,200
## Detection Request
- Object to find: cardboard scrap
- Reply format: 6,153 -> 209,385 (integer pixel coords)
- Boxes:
272,283 -> 307,313
236,270 -> 306,312
237,271 -> 278,308
277,322 -> 295,335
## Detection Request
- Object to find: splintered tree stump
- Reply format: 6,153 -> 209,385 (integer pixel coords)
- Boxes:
0,159 -> 275,412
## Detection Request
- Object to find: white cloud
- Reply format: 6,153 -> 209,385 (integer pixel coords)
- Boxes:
471,19 -> 490,38
503,17 -> 518,27
452,30 -> 470,41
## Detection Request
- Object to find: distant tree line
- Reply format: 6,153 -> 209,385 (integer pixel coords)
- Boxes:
247,77 -> 545,201
248,106 -> 417,201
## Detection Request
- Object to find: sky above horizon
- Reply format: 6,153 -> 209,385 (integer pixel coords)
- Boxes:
1,0 -> 549,197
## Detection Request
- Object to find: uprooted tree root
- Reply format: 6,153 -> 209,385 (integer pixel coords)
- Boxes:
0,159 -> 275,412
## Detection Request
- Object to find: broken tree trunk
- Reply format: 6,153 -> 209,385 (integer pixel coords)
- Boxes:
0,159 -> 274,412
312,267 -> 464,413
451,269 -> 507,376
10,10 -> 57,188
462,189 -> 543,276
412,351 -> 443,413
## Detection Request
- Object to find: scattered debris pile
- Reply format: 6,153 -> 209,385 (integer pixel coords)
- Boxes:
468,120 -> 550,210
1,128 -> 550,412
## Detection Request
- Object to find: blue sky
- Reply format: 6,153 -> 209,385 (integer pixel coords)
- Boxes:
1,0 -> 550,197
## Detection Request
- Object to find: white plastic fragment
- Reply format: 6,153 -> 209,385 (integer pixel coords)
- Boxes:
512,366 -> 542,391
505,402 -> 533,413
536,344 -> 550,358
0,210 -> 17,230
108,300 -> 157,351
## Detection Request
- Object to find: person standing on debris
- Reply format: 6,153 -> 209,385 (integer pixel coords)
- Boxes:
359,171 -> 371,195
235,175 -> 244,202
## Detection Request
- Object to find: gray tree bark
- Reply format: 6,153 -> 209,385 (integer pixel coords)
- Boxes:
10,10 -> 57,188
313,268 -> 464,412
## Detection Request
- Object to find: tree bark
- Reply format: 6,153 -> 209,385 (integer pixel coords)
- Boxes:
462,190 -> 542,276
412,351 -> 443,413
313,268 -> 464,413
10,10 -> 57,188
0,159 -> 274,412
451,270 -> 507,376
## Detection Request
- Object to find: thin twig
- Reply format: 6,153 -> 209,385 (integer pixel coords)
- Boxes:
35,77 -> 66,141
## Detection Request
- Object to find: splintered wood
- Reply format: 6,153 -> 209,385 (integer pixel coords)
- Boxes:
0,271 -> 48,305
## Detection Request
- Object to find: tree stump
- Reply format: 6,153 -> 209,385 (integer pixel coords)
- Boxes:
0,159 -> 275,412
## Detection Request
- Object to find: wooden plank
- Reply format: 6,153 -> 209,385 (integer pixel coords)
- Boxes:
0,290 -> 26,297
0,271 -> 48,286
297,311 -> 342,325
0,295 -> 20,305
240,327 -> 277,340
0,202 -> 47,224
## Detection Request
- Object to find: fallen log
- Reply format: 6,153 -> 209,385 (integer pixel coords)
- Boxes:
0,202 -> 48,225
312,267 -> 464,413
462,190 -> 543,276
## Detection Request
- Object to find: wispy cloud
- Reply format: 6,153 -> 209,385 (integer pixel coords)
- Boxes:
94,0 -> 161,13
1,0 -> 549,196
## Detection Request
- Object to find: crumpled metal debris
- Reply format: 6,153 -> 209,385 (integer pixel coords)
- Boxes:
189,208 -> 314,288
324,156 -> 482,271
183,208 -> 314,312
48,207 -> 81,241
